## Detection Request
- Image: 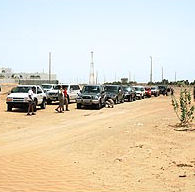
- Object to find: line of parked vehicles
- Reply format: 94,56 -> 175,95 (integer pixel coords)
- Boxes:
6,83 -> 170,111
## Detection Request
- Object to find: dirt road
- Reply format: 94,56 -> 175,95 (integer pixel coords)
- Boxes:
0,86 -> 194,192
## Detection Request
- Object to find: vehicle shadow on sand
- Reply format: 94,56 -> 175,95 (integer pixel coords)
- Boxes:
6,108 -> 43,114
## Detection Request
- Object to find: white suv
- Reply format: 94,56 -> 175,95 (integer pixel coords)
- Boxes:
46,84 -> 80,104
6,85 -> 47,111
42,84 -> 57,93
133,86 -> 145,99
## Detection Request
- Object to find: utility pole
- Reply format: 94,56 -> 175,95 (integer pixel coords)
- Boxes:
150,56 -> 153,83
175,72 -> 177,82
49,52 -> 51,83
129,71 -> 131,82
162,67 -> 164,82
96,71 -> 98,84
104,74 -> 106,84
89,51 -> 95,85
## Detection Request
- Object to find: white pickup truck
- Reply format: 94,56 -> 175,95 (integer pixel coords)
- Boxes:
6,85 -> 47,111
46,84 -> 80,104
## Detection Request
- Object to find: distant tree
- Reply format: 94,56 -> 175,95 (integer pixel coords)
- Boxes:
148,81 -> 155,85
104,81 -> 137,86
190,80 -> 195,85
162,79 -> 169,85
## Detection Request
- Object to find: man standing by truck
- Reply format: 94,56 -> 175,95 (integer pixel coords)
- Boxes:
27,86 -> 36,116
63,87 -> 69,111
55,87 -> 64,113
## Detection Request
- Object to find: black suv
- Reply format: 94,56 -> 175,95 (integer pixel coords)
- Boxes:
76,85 -> 106,109
104,85 -> 124,104
158,85 -> 170,96
122,86 -> 136,102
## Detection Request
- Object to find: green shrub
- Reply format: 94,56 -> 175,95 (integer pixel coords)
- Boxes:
171,86 -> 194,127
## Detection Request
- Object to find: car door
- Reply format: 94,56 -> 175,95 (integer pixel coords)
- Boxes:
118,86 -> 123,101
141,87 -> 145,97
73,85 -> 80,99
69,85 -> 76,100
37,86 -> 43,104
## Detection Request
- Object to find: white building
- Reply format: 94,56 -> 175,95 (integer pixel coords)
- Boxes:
0,67 -> 56,80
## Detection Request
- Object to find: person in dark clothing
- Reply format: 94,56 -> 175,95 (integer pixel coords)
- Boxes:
55,87 -> 64,113
63,88 -> 69,111
171,87 -> 174,95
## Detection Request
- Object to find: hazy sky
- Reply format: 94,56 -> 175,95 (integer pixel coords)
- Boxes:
0,0 -> 195,83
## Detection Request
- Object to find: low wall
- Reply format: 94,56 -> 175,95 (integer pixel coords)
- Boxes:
19,80 -> 59,85
0,79 -> 19,84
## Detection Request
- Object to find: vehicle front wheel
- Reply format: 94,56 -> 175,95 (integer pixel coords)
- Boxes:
77,103 -> 82,109
67,95 -> 70,104
7,104 -> 12,111
47,99 -> 52,104
33,100 -> 37,112
41,99 -> 46,109
96,101 -> 102,109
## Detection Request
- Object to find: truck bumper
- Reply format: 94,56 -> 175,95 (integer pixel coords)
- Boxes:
6,102 -> 29,108
76,99 -> 99,105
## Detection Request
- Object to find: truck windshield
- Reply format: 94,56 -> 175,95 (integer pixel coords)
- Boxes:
82,86 -> 100,93
104,86 -> 118,93
158,86 -> 166,89
123,87 -> 130,91
134,87 -> 141,91
54,85 -> 68,90
11,86 -> 32,93
42,85 -> 52,89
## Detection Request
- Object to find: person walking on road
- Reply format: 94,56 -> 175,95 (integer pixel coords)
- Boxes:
63,87 -> 69,111
171,87 -> 174,95
27,86 -> 36,116
55,87 -> 64,113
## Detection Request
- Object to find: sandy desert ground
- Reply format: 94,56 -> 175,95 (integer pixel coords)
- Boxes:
0,84 -> 194,192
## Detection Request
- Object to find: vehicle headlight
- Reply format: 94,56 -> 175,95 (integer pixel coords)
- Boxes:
24,97 -> 29,102
7,97 -> 13,102
93,95 -> 99,100
77,96 -> 82,99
